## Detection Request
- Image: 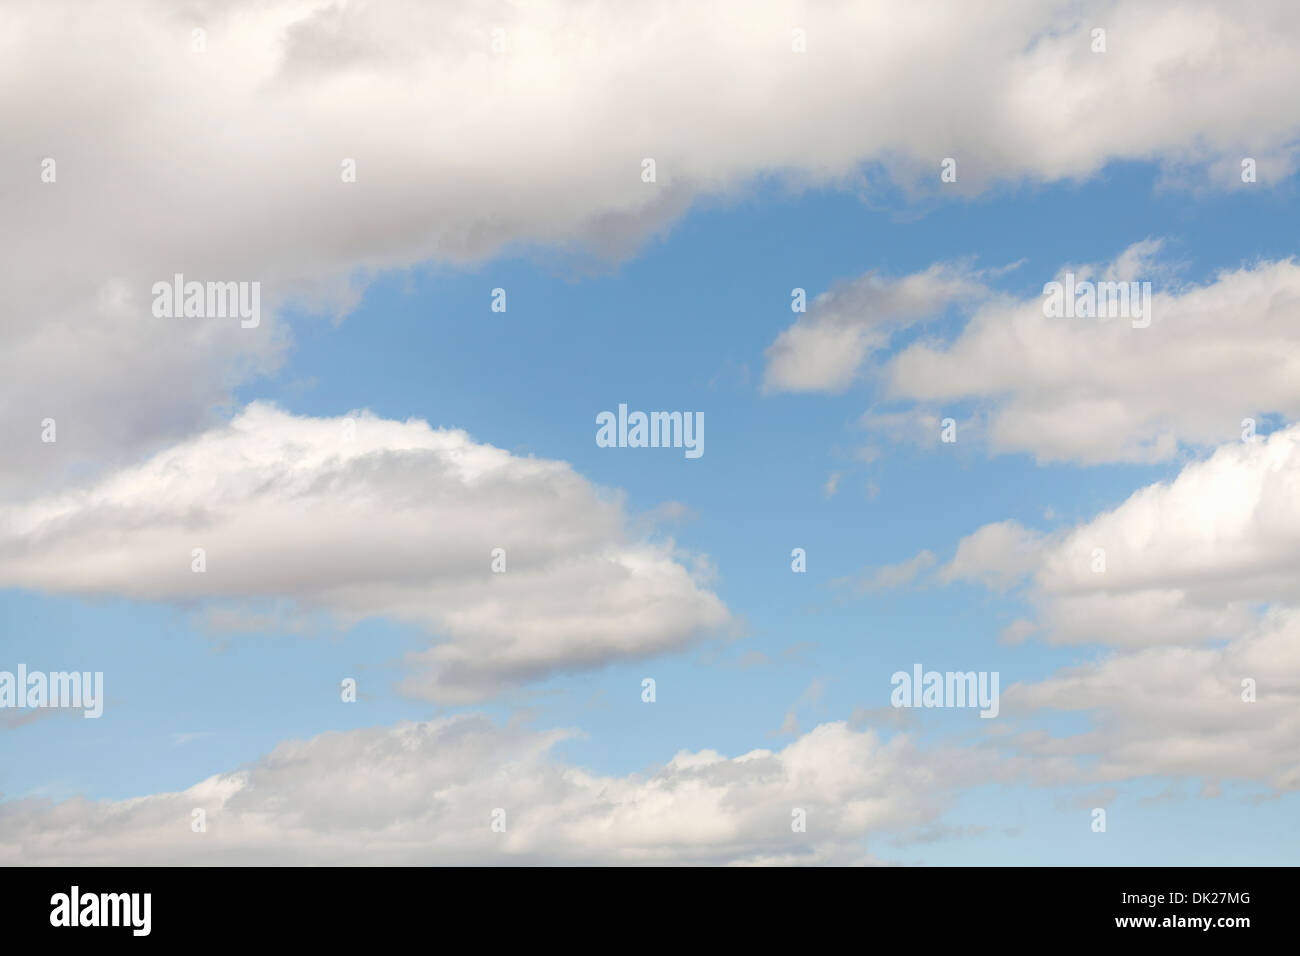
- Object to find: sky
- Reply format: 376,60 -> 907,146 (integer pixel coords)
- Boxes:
2,0 -> 1300,865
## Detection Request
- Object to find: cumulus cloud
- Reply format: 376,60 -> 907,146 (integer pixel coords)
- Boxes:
857,426 -> 1300,794
7,0 -> 1300,493
767,243 -> 1300,464
0,716 -> 980,865
940,522 -> 1046,592
0,404 -> 729,702
887,252 -> 1300,464
1004,609 -> 1300,791
764,264 -> 987,392
942,425 -> 1300,647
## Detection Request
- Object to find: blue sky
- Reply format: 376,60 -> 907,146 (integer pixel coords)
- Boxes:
4,0 -> 1300,866
7,162 -> 1300,864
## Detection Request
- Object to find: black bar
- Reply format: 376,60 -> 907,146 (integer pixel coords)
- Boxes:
2,866 -> 1289,943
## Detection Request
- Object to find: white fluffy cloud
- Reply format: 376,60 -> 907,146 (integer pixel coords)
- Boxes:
940,521 -> 1046,593
763,265 -> 986,392
7,0 -> 1300,492
0,404 -> 729,702
766,243 -> 1300,464
0,716 -> 978,865
938,425 -> 1300,647
854,427 -> 1300,792
1004,609 -> 1300,791
888,253 -> 1300,464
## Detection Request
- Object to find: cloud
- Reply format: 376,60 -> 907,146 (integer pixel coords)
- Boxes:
0,404 -> 729,702
766,242 -> 1300,464
940,524 -> 1046,592
1004,608 -> 1300,791
770,711 -> 801,738
941,426 -> 1300,650
764,265 -> 987,392
843,549 -> 938,593
0,716 -> 980,865
887,250 -> 1300,464
881,426 -> 1300,793
999,619 -> 1038,646
8,1 -> 1300,493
